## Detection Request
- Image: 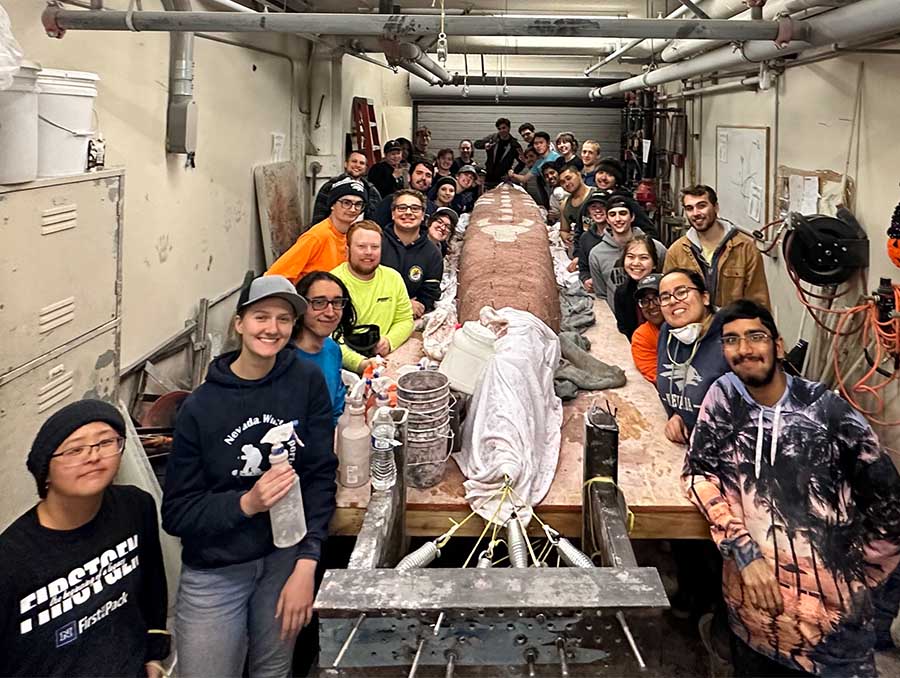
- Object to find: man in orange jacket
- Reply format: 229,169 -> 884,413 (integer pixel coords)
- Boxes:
267,178 -> 367,283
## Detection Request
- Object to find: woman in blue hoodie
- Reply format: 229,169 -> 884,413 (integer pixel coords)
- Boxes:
162,275 -> 336,678
656,268 -> 729,445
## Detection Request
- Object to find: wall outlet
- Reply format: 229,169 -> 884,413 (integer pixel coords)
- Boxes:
271,133 -> 286,162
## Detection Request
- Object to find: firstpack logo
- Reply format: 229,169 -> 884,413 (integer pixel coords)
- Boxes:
18,535 -> 140,635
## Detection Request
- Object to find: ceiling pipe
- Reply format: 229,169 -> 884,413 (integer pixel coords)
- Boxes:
409,79 -> 612,102
661,0 -> 858,62
449,75 -> 630,87
352,36 -> 633,57
398,60 -> 442,86
657,74 -> 763,100
42,10 -> 808,42
594,0 -> 900,97
395,42 -> 452,84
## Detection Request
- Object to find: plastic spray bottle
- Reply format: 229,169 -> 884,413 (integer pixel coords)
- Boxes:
260,421 -> 307,548
338,400 -> 369,488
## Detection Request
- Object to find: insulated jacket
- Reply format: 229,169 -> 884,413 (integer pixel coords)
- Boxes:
656,312 -> 728,434
474,133 -> 523,185
380,222 -> 444,313
162,348 -> 336,568
685,373 -> 900,677
664,222 -> 770,309
311,173 -> 381,224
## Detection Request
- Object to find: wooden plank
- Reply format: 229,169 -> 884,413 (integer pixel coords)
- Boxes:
332,298 -> 707,540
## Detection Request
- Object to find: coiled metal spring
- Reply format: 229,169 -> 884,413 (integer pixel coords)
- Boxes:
506,514 -> 529,568
396,541 -> 440,572
556,537 -> 594,569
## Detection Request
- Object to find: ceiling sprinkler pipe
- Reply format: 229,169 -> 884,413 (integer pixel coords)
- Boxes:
397,42 -> 452,84
596,0 -> 900,97
398,60 -> 442,86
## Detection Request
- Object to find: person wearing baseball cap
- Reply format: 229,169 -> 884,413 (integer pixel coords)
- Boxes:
452,164 -> 480,214
630,273 -> 664,383
268,176 -> 367,284
575,190 -> 611,292
427,207 -> 459,256
0,399 -> 170,676
367,139 -> 405,199
311,149 -> 382,224
162,273 -> 335,677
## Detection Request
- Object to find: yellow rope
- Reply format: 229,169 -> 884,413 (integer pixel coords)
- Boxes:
435,482 -> 509,548
462,486 -> 510,568
584,476 -> 635,534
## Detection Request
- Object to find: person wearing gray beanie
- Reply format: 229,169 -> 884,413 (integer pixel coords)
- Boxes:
0,399 -> 170,677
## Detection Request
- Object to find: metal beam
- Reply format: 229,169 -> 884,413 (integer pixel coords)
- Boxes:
675,0 -> 711,19
43,10 -> 806,42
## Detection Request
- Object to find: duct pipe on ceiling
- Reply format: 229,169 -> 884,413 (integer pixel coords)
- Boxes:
409,79 -> 610,102
399,60 -> 443,86
161,0 -> 196,155
594,0 -> 900,97
41,10 -> 807,42
396,42 -> 452,84
352,36 -> 633,57
449,74 -> 630,87
661,0 -> 857,62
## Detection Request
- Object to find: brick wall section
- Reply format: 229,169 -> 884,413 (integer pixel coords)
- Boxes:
458,185 -> 561,333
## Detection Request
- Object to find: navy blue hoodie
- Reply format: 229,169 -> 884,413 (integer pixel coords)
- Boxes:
656,313 -> 728,434
381,222 -> 444,313
162,348 -> 336,569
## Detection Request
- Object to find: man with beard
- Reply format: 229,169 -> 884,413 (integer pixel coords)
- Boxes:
312,149 -> 381,223
373,159 -> 435,226
379,189 -> 444,319
331,220 -> 414,372
367,140 -> 405,199
685,299 -> 900,678
474,118 -> 523,189
665,185 -> 770,308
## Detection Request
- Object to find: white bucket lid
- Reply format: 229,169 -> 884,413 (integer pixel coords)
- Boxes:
37,68 -> 100,84
2,61 -> 41,94
462,321 -> 497,345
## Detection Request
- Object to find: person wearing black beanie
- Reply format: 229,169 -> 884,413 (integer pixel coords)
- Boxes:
0,399 -> 170,677
595,157 -> 625,190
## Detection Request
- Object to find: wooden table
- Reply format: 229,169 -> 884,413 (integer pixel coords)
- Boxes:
331,301 -> 709,540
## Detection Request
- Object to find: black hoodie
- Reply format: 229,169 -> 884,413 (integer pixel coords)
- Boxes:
380,222 -> 444,313
162,348 -> 336,569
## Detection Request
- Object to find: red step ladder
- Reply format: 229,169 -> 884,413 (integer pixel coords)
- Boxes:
351,97 -> 383,166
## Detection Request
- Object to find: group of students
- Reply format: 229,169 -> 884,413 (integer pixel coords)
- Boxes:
555,178 -> 900,675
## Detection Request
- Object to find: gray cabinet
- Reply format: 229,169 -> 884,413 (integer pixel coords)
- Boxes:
0,170 -> 123,529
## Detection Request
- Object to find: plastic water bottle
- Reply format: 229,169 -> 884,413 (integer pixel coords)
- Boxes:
339,401 -> 370,488
268,448 -> 307,548
366,390 -> 391,427
370,407 -> 397,491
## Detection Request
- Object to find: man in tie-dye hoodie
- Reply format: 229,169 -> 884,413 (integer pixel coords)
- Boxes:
684,300 -> 900,677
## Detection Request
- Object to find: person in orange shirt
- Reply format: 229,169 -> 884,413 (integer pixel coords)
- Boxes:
266,178 -> 367,283
630,273 -> 664,384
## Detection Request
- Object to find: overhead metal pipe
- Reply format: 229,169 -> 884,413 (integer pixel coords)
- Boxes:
399,60 -> 442,86
409,79 -> 615,102
657,75 -> 763,100
449,74 -> 629,87
661,0 -> 857,62
161,0 -> 196,155
42,10 -> 807,42
396,42 -> 452,84
595,0 -> 900,97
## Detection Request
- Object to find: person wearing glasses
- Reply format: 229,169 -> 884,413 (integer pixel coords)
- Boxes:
162,275 -> 335,678
293,271 -> 358,425
426,207 -> 458,257
268,177 -> 368,284
656,268 -> 729,445
380,189 -> 444,319
311,150 -> 382,224
0,399 -> 170,677
588,194 -> 667,310
629,274 -> 665,383
686,299 -> 900,677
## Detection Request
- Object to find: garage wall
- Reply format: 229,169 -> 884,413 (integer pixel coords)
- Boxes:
414,104 -> 622,165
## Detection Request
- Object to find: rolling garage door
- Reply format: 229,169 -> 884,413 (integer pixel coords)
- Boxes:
414,104 -> 621,165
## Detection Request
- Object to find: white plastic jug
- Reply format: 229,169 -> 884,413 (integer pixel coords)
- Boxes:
0,62 -> 40,184
338,401 -> 370,488
36,68 -> 99,177
438,321 -> 497,395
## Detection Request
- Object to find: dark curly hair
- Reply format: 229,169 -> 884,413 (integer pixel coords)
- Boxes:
294,271 -> 357,342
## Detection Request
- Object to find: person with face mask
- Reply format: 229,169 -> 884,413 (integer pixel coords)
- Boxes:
588,195 -> 667,310
630,274 -> 665,383
612,235 -> 663,340
655,269 -> 729,445
665,185 -> 771,309
162,275 -> 335,678
373,159 -> 435,227
686,299 -> 900,678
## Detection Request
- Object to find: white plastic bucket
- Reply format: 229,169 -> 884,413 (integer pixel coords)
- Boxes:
36,68 -> 99,177
0,62 -> 40,184
438,321 -> 497,395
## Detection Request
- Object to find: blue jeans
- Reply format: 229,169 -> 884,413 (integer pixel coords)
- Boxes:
175,548 -> 297,678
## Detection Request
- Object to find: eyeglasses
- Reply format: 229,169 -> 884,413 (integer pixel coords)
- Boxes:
306,296 -> 348,311
637,295 -> 660,309
336,199 -> 365,211
658,286 -> 699,306
393,204 -> 424,214
722,331 -> 772,348
51,436 -> 125,468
